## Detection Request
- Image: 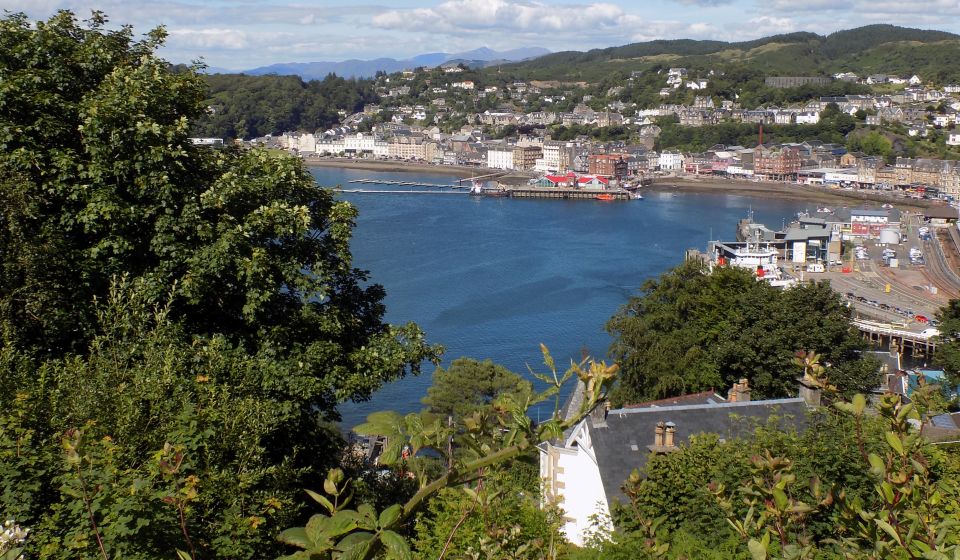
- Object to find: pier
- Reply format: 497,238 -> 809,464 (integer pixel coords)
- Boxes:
508,187 -> 631,201
340,189 -> 468,195
853,318 -> 937,359
340,180 -> 636,201
348,179 -> 469,189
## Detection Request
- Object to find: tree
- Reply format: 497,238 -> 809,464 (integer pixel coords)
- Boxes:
0,11 -> 439,558
850,131 -> 893,157
422,358 -> 532,420
934,298 -> 960,388
0,10 -> 437,400
607,261 -> 879,405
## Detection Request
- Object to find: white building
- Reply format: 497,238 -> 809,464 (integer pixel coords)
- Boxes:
796,111 -> 821,125
487,147 -> 515,170
947,133 -> 960,146
658,150 -> 684,171
535,142 -> 571,174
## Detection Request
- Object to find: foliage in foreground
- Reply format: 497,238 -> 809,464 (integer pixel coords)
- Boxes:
277,346 -> 617,560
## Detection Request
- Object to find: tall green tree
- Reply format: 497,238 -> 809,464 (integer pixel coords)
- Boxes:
606,261 -> 879,405
0,10 -> 437,399
0,11 -> 439,558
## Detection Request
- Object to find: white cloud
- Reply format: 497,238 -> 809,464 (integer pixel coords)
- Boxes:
746,15 -> 797,34
373,0 -> 642,33
167,28 -> 250,49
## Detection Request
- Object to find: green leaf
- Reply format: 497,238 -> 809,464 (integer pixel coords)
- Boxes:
748,537 -> 768,560
772,488 -> 788,511
381,529 -> 412,560
378,504 -> 402,529
306,488 -> 334,513
852,393 -> 867,415
175,551 -> 192,560
354,411 -> 404,436
337,531 -> 375,560
357,503 -> 378,527
305,514 -> 335,549
875,518 -> 903,545
277,527 -> 311,549
885,431 -> 905,455
327,510 -> 362,536
868,453 -> 886,475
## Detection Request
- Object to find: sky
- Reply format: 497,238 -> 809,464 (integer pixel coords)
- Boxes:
5,0 -> 960,70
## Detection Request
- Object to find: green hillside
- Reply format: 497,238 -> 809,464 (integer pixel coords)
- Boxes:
490,25 -> 960,83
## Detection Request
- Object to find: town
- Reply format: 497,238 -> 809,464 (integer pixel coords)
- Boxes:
245,65 -> 960,200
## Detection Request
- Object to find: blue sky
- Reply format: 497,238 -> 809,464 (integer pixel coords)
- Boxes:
6,0 -> 960,70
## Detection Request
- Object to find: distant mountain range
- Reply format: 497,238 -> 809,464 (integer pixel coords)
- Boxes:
236,47 -> 551,80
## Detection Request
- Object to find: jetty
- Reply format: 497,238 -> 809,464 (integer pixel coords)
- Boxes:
507,187 -> 632,200
348,179 -> 469,189
340,189 -> 468,195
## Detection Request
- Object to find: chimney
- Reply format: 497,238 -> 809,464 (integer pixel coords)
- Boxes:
738,378 -> 751,402
727,381 -> 739,402
798,377 -> 822,407
727,379 -> 751,402
654,421 -> 665,447
664,422 -> 676,447
589,398 -> 609,426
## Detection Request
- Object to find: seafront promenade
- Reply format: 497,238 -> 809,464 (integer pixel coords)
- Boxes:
307,157 -> 944,208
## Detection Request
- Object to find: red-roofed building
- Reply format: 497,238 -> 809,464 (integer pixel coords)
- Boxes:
544,172 -> 578,187
577,175 -> 610,188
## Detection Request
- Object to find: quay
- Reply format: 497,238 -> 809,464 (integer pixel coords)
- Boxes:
507,187 -> 631,200
340,189 -> 467,195
348,179 -> 469,189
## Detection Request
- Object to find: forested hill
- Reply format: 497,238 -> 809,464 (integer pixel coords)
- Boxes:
495,25 -> 960,82
191,73 -> 377,139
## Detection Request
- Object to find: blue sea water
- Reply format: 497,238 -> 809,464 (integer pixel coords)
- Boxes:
310,167 -> 814,427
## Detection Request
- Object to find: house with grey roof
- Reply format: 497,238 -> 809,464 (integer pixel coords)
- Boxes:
539,381 -> 811,545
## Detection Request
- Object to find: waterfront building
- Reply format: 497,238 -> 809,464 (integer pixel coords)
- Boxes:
753,146 -> 801,181
658,150 -> 684,171
512,145 -> 542,171
588,154 -> 628,179
487,146 -> 516,170
540,142 -> 574,173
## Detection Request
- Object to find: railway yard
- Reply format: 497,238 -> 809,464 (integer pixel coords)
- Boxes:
815,210 -> 960,332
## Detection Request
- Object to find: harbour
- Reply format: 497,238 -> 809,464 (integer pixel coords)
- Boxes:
312,166 -> 815,427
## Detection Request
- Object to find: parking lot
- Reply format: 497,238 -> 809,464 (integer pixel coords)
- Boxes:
808,211 -> 955,331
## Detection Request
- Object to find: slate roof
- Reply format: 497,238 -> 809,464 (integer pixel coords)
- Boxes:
588,398 -> 808,506
923,206 -> 958,220
783,225 -> 830,241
